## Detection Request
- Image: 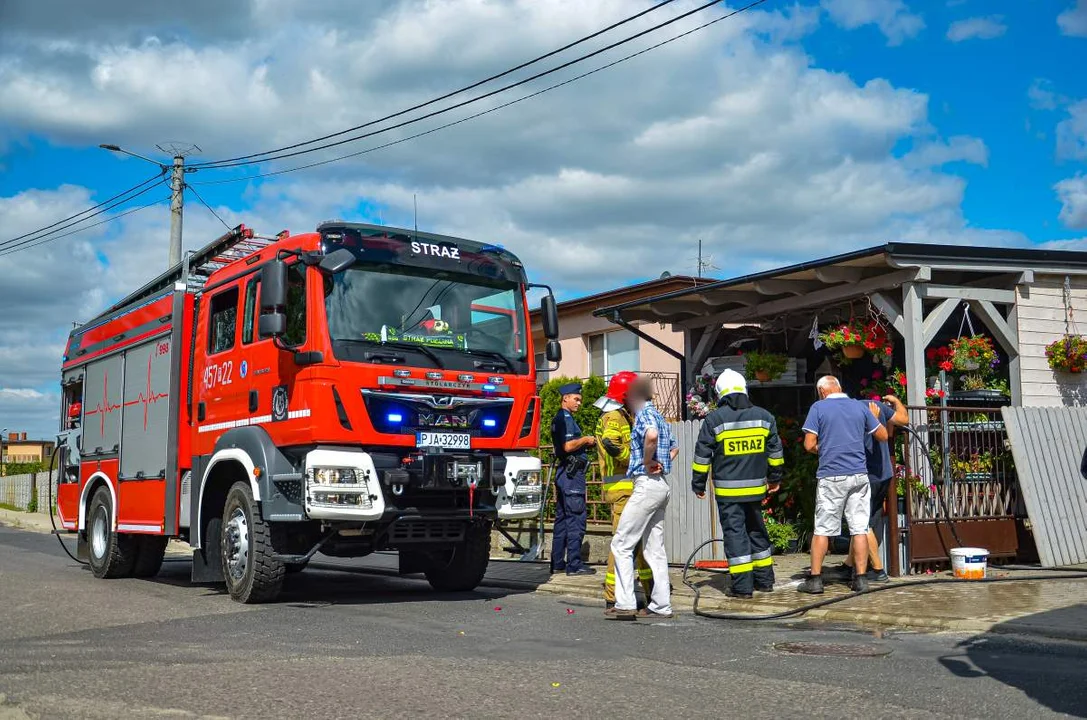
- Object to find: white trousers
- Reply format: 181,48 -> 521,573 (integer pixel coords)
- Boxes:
609,474 -> 671,614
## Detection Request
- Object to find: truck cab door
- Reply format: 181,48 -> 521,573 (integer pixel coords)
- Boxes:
196,284 -> 244,440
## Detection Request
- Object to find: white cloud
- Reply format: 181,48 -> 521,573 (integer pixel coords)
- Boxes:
821,0 -> 925,45
1056,175 -> 1087,230
1058,0 -> 1087,37
946,15 -> 1007,42
903,136 -> 989,168
1029,78 -> 1066,111
1057,100 -> 1087,161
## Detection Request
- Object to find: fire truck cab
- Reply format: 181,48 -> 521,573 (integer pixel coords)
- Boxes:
56,222 -> 561,603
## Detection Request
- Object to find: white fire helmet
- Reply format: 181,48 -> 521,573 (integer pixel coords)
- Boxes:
715,368 -> 748,398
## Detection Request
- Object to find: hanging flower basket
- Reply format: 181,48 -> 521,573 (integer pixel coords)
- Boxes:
819,319 -> 891,364
1045,334 -> 1087,373
948,335 -> 998,375
744,351 -> 788,383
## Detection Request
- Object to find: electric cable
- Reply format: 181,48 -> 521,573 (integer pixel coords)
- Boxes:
185,183 -> 232,231
46,446 -> 88,566
194,0 -> 768,171
193,0 -> 770,186
0,195 -> 169,259
0,175 -> 167,256
192,0 -> 681,168
0,171 -> 166,249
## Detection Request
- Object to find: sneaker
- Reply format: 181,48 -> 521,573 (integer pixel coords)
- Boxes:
566,567 -> 597,576
822,563 -> 853,582
867,569 -> 890,583
550,566 -> 566,575
637,608 -> 675,619
851,574 -> 870,593
607,609 -> 637,621
797,575 -> 825,595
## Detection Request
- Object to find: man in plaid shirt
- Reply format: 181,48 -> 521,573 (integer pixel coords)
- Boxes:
607,377 -> 677,620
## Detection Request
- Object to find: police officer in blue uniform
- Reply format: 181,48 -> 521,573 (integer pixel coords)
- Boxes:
550,382 -> 597,576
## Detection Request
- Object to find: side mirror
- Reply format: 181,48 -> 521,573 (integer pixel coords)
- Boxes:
318,248 -> 356,275
545,339 -> 562,363
261,260 -> 287,312
259,313 -> 286,339
540,295 -> 559,340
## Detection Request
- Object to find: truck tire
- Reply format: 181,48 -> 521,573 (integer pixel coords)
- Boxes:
423,525 -> 491,592
86,486 -> 137,579
220,480 -> 284,603
131,536 -> 169,578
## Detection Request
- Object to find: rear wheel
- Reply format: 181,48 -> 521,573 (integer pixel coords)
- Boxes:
131,536 -> 169,578
86,487 -> 137,579
423,524 -> 491,592
220,481 -> 284,603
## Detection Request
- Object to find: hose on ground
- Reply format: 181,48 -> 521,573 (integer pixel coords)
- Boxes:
47,445 -> 87,566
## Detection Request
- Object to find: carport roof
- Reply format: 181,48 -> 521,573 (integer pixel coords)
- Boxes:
592,242 -> 1087,328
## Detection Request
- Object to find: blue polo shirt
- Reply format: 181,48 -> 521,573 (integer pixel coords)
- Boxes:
863,401 -> 896,484
802,393 -> 881,479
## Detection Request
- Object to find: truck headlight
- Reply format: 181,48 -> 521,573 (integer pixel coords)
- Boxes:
511,470 -> 542,507
306,467 -> 373,509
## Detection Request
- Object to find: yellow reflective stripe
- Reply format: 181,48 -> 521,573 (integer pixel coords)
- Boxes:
767,457 -> 784,467
638,569 -> 654,579
691,462 -> 710,473
602,480 -> 634,492
753,557 -> 773,568
715,427 -> 770,442
605,573 -> 616,585
729,562 -> 754,574
714,485 -> 767,497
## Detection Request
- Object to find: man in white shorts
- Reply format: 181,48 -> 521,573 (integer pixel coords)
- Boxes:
799,376 -> 889,594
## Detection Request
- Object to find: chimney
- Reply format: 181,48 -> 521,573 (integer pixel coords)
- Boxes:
8,433 -> 16,442
21,432 -> 27,441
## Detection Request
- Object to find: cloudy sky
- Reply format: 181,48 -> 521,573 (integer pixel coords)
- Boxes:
1,0 -> 1086,438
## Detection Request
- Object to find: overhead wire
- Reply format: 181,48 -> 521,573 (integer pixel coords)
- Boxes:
194,0 -> 770,186
185,183 -> 231,230
0,195 -> 170,259
0,171 -> 166,250
190,0 -> 683,168
194,0 -> 769,171
0,179 -> 168,257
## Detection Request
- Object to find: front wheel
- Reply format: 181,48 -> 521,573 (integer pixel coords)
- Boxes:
86,487 -> 137,579
220,481 -> 284,603
423,524 -> 491,592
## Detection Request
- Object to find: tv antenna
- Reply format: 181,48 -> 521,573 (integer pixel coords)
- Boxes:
690,239 -> 719,278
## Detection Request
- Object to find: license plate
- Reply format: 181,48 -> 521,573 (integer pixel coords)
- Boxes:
416,432 -> 471,450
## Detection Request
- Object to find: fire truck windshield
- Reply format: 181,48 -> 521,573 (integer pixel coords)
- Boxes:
323,265 -> 529,373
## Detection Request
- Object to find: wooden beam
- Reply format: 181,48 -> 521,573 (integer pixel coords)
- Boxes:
970,299 -> 1017,354
677,267 -> 931,328
870,292 -> 905,336
922,298 -> 960,345
700,290 -> 762,306
753,279 -> 822,296
918,285 -> 1016,304
902,283 -> 927,408
815,266 -> 865,284
690,327 -> 722,378
1007,301 -> 1022,405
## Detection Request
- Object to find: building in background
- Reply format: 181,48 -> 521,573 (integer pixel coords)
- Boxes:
530,274 -> 715,418
1,432 -> 55,471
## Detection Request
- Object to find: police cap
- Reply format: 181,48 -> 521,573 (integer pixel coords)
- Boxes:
558,382 -> 583,396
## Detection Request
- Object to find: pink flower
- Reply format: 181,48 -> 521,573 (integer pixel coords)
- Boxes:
872,370 -> 884,380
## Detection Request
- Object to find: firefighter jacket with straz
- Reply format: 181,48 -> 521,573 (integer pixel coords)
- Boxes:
691,395 -> 785,503
596,408 -> 633,493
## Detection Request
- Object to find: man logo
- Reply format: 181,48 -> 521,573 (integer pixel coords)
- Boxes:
418,413 -> 470,429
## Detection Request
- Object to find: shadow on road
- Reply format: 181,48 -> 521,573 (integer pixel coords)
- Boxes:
938,603 -> 1087,719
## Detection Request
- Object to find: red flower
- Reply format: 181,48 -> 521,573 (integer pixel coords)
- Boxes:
884,346 -> 893,356
939,360 -> 953,372
926,348 -> 937,361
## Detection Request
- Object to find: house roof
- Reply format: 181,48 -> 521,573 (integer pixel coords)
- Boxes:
592,242 -> 1087,328
530,274 -> 716,318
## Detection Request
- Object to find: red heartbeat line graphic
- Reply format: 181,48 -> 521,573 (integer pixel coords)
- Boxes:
84,356 -> 170,434
123,354 -> 169,430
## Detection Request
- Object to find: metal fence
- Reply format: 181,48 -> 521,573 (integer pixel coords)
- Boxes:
0,471 -> 59,513
538,372 -> 683,421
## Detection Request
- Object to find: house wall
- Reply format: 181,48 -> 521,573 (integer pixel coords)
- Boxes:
1016,275 -> 1087,406
532,311 -> 683,379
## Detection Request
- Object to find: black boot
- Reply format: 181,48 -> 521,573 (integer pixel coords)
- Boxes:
797,575 -> 825,595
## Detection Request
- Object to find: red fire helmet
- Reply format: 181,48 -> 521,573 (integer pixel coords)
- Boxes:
605,371 -> 639,404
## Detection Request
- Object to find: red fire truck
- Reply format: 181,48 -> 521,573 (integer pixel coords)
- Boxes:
55,222 -> 561,603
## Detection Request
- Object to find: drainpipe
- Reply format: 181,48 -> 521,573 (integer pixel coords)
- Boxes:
609,311 -> 688,420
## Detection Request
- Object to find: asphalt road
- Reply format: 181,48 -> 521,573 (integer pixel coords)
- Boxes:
1,525 -> 1085,720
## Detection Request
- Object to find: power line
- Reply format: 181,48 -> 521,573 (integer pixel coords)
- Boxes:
0,172 -> 166,248
0,179 -> 166,256
194,0 -> 770,187
186,183 -> 231,230
0,195 -> 170,259
191,0 -> 681,169
195,0 -> 767,171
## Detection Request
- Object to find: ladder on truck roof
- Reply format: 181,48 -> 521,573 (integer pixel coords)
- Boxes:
104,224 -> 278,314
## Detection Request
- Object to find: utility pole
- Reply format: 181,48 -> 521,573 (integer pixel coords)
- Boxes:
100,142 -> 200,269
698,239 -> 702,278
169,155 -> 185,268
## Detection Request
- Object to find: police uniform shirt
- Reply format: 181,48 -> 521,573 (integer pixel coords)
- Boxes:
551,409 -> 586,463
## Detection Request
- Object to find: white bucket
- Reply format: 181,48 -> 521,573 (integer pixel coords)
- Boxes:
950,547 -> 989,580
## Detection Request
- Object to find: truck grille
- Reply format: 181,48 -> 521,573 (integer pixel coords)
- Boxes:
274,479 -> 303,505
389,520 -> 465,544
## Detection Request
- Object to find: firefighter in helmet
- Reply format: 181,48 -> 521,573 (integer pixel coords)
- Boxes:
691,368 -> 785,598
593,371 -> 653,616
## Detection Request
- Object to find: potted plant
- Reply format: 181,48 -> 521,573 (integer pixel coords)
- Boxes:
744,351 -> 788,383
764,514 -> 799,555
1045,334 -> 1087,373
949,335 -> 997,374
685,372 -> 716,418
820,319 -> 892,362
